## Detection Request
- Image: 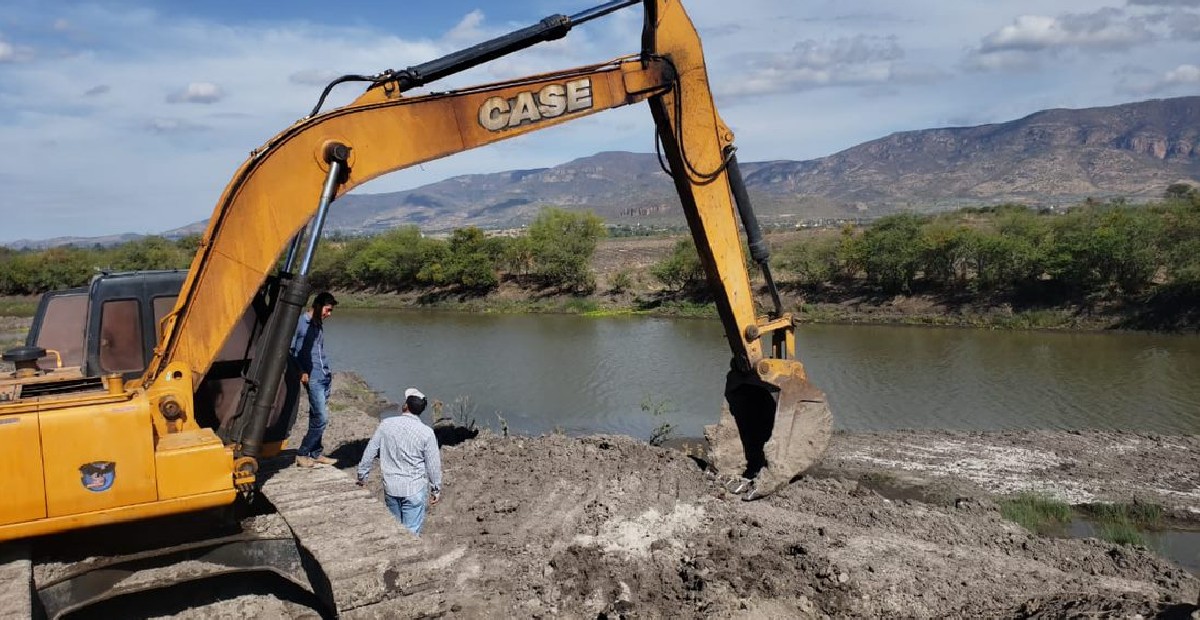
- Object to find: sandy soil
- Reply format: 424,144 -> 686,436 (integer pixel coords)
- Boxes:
234,373 -> 1199,618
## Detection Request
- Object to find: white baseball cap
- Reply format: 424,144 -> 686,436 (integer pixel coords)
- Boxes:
404,387 -> 425,400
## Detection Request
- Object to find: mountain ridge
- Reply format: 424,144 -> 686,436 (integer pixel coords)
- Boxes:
7,95 -> 1198,249
328,95 -> 1200,233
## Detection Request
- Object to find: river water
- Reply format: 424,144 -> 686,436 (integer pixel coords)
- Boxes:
325,310 -> 1200,441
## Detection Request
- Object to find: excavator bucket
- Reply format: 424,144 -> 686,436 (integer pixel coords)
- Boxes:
705,359 -> 832,500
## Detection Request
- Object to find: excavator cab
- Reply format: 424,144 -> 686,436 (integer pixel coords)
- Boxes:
6,270 -> 299,445
16,271 -> 185,379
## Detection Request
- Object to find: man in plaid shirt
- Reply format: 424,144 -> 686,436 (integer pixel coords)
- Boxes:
356,388 -> 443,536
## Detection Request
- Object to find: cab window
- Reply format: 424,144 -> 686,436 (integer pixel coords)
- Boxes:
32,293 -> 88,369
152,295 -> 179,345
98,299 -> 145,374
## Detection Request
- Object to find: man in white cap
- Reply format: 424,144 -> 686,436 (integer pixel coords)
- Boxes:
355,387 -> 443,536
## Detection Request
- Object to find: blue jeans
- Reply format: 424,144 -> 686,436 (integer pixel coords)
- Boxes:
384,488 -> 428,536
298,378 -> 332,458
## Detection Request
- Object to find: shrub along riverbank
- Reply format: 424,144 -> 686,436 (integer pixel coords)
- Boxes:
4,188 -> 1200,331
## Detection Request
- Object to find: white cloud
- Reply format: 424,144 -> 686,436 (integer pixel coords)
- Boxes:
981,10 -> 1150,53
1164,63 -> 1200,83
968,7 -> 1165,72
445,10 -> 487,44
722,36 -> 908,96
166,81 -> 225,104
1115,62 -> 1200,94
0,0 -> 1197,242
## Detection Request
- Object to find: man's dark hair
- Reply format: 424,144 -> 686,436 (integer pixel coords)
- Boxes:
312,291 -> 338,311
406,395 -> 427,415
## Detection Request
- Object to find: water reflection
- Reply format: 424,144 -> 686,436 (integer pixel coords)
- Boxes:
328,310 -> 1200,439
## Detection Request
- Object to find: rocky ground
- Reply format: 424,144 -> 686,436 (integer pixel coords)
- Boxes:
233,373 -> 1199,618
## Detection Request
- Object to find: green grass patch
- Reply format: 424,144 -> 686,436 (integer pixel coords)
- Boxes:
0,297 -> 38,318
1083,500 -> 1163,527
796,304 -> 845,323
1078,500 -> 1162,547
561,298 -> 599,314
1096,521 -> 1146,547
999,493 -> 1073,534
643,300 -> 717,318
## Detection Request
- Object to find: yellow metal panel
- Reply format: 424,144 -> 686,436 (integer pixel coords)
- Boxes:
39,398 -> 157,518
646,0 -> 763,365
0,489 -> 235,541
155,428 -> 234,500
0,413 -> 46,526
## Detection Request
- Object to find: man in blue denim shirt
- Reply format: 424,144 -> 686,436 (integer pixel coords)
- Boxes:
291,291 -> 338,468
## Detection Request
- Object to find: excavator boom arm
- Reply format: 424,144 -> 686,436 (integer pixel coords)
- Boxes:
147,57 -> 673,384
145,0 -> 831,498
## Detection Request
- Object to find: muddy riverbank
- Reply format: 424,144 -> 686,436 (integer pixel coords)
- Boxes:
249,373 -> 1198,618
3,371 -> 1197,618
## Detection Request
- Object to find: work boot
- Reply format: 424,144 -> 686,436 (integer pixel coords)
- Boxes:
313,455 -> 337,466
295,455 -> 316,468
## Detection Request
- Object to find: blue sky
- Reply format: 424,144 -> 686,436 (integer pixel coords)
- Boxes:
1,0 -> 1197,242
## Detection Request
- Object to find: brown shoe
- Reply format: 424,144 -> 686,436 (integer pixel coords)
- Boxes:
313,455 -> 337,465
295,455 -> 316,468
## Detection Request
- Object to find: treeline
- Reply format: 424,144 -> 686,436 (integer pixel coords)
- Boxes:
0,208 -> 606,296
774,185 -> 1200,302
0,236 -> 198,294
5,188 -> 1200,309
308,208 -> 604,292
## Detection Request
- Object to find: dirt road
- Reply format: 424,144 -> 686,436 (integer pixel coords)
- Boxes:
250,373 -> 1198,618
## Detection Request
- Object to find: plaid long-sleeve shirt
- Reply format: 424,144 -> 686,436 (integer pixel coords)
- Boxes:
356,410 -> 443,499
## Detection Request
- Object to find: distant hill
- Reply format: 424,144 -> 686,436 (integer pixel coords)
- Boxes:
8,96 -> 1198,247
328,95 -> 1200,233
4,232 -> 148,251
744,95 -> 1200,214
4,221 -> 205,251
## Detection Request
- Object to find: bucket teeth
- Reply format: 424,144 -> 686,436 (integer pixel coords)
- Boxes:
705,364 -> 832,499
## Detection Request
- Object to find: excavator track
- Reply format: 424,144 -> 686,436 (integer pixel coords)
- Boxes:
257,461 -> 446,618
5,511 -> 314,619
2,464 -> 445,618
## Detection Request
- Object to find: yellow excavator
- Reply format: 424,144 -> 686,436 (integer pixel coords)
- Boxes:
0,0 -> 831,615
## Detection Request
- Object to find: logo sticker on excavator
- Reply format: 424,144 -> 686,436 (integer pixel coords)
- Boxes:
79,461 -> 116,492
478,78 -> 593,131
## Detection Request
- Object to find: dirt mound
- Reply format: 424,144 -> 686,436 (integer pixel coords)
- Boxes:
23,372 -> 1191,618
311,373 -> 1197,618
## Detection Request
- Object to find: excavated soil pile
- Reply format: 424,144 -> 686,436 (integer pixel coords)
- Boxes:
12,372 -> 1194,618
263,373 -> 1198,618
